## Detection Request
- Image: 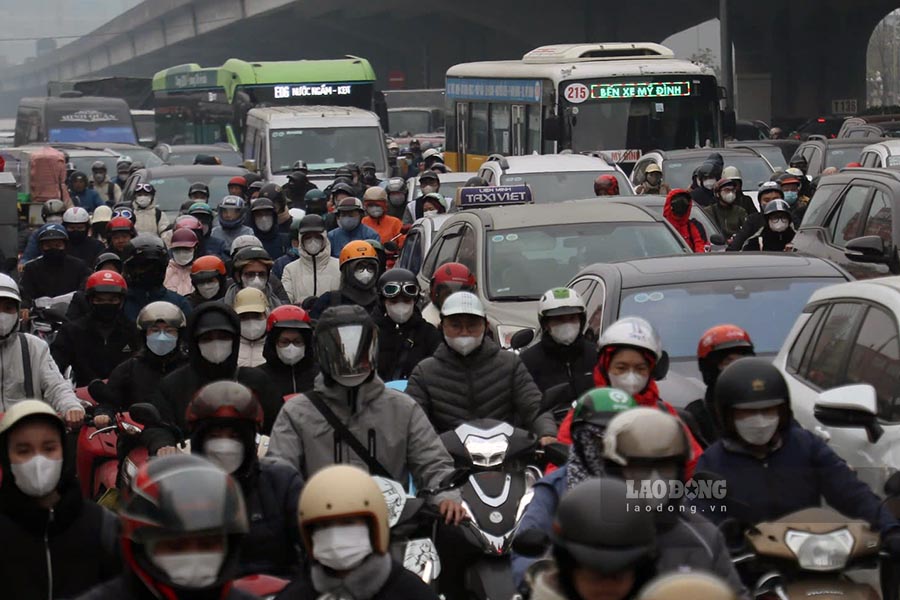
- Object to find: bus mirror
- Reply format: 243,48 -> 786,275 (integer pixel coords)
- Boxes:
724,109 -> 737,138
543,117 -> 560,141
243,159 -> 258,173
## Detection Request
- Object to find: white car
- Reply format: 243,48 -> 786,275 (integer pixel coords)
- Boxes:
859,138 -> 900,169
476,153 -> 634,203
774,276 -> 900,496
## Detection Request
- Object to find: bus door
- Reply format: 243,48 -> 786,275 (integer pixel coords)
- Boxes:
456,103 -> 468,171
511,105 -> 526,156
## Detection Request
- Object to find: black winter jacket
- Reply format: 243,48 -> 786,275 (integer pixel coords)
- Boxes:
20,254 -> 90,307
372,307 -> 441,381
92,350 -> 189,419
405,338 -> 556,437
741,226 -> 796,252
519,334 -> 598,393
73,574 -> 259,600
276,560 -> 438,600
51,311 -> 138,386
254,325 -> 318,399
67,237 -> 106,267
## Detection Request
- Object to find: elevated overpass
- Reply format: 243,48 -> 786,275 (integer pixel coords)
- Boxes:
0,0 -> 896,122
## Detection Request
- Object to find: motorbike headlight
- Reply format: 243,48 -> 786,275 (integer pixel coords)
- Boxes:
464,435 -> 509,467
784,528 -> 854,571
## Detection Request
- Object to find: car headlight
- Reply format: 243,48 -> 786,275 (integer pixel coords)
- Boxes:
464,435 -> 509,467
784,528 -> 854,571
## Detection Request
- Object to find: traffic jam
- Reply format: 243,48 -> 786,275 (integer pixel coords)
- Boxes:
0,38 -> 899,600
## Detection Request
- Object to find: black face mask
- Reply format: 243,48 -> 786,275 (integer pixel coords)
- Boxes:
129,265 -> 165,289
363,172 -> 377,185
671,197 -> 690,217
68,230 -> 87,244
91,303 -> 120,323
42,248 -> 66,265
306,201 -> 327,215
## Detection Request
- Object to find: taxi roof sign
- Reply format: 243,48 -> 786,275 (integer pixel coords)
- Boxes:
456,185 -> 534,209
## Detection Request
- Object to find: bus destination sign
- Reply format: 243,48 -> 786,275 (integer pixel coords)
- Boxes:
273,84 -> 354,99
589,81 -> 691,100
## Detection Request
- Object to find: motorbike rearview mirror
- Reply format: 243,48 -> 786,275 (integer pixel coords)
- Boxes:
542,442 -> 570,465
384,241 -> 399,253
129,403 -> 162,427
885,472 -> 900,498
510,328 -> 535,351
754,572 -> 785,598
709,233 -> 726,246
652,351 -> 670,381
512,529 -> 551,558
813,384 -> 883,443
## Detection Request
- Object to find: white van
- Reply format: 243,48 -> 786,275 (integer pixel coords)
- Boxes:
243,105 -> 388,186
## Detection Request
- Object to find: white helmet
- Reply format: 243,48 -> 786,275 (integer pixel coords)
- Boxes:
0,274 -> 20,304
722,165 -> 742,181
599,316 -> 663,360
63,207 -> 90,225
230,235 -> 263,256
440,291 -> 485,318
538,287 -> 585,320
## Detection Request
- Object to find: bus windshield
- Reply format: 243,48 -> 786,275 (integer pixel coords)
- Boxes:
46,106 -> 137,144
562,77 -> 719,155
154,93 -> 232,145
270,127 -> 386,174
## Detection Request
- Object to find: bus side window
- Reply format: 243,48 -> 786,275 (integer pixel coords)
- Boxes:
490,104 -> 511,155
244,123 -> 257,159
470,103 -> 489,157
527,105 -> 542,154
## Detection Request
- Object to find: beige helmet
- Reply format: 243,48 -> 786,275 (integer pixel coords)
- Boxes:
234,287 -> 268,315
363,186 -> 388,203
297,464 -> 390,554
602,407 -> 688,466
637,571 -> 737,600
136,301 -> 186,331
0,400 -> 63,436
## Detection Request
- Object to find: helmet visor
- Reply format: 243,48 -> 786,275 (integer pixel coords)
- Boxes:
318,324 -> 376,379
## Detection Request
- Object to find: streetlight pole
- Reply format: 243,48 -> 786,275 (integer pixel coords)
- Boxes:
720,0 -> 734,108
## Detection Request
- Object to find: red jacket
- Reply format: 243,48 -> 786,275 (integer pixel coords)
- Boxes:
663,189 -> 706,253
556,365 -> 702,479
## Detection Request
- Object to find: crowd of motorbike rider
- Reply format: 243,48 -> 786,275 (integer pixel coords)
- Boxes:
0,142 -> 898,600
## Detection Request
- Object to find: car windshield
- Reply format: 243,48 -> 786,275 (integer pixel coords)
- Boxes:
71,152 -> 163,175
749,146 -> 787,170
487,223 -> 686,300
390,110 -> 432,136
269,127 -> 386,174
413,179 -> 468,205
662,155 -> 774,190
147,174 -> 241,215
618,277 -> 846,359
166,150 -> 243,167
499,171 -> 631,203
825,147 -> 865,169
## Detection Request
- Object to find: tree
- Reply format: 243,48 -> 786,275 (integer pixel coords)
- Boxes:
690,48 -> 721,80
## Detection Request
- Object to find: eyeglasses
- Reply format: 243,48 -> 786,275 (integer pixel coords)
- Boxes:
381,282 -> 419,299
135,183 -> 155,194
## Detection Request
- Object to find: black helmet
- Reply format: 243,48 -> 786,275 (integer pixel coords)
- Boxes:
41,199 -> 66,221
37,223 -> 68,243
377,268 -> 419,299
465,176 -> 489,187
189,182 -> 210,198
93,251 -> 123,272
119,454 -> 248,595
298,214 -> 325,235
551,478 -> 656,582
248,180 -> 265,193
789,155 -> 809,170
70,170 -> 88,185
334,166 -> 353,179
697,161 -> 719,179
713,357 -> 792,437
315,305 -> 377,387
123,234 -> 168,288
292,160 -> 308,172
331,182 -> 355,197
345,162 -> 361,175
250,198 -> 276,214
763,198 -> 792,217
259,183 -> 283,203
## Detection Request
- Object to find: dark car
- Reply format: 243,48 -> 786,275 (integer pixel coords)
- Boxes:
727,140 -> 801,170
791,138 -> 880,178
566,253 -> 851,407
52,141 -> 165,170
791,167 -> 900,279
123,165 -> 248,219
612,196 -> 727,251
838,114 -> 900,139
631,148 -> 775,192
793,117 -> 844,141
154,143 -> 244,167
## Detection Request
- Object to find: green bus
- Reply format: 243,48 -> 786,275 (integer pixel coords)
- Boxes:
151,57 -> 387,147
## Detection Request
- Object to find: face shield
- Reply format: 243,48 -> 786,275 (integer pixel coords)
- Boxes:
318,324 -> 377,387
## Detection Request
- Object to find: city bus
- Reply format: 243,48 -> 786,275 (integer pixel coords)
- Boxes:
444,43 -> 730,172
151,57 -> 387,147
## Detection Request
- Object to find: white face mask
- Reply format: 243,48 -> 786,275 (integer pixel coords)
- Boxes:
203,437 -> 245,473
702,178 -> 716,190
386,301 -> 414,325
254,215 -> 274,232
354,267 -> 376,286
150,550 -> 225,588
332,371 -> 370,388
196,280 -> 220,299
0,312 -> 18,337
45,215 -> 64,225
549,322 -> 580,346
769,217 -> 790,233
10,454 -> 63,497
721,191 -> 736,204
241,318 -> 267,341
609,370 -> 649,396
199,339 -> 232,364
312,523 -> 373,571
135,195 -> 153,209
277,342 -> 306,365
242,274 -> 267,291
447,335 -> 482,357
366,206 -> 384,219
423,210 -> 438,218
420,184 -> 437,195
734,412 -> 780,446
172,248 -> 194,266
303,237 -> 325,256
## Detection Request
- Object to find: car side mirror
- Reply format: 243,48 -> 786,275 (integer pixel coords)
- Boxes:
709,233 -> 726,246
652,350 -> 670,381
813,384 -> 883,443
845,235 -> 889,264
129,403 -> 162,427
510,328 -> 535,350
542,117 -> 560,142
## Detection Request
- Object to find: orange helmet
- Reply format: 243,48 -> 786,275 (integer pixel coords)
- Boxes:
339,240 -> 378,267
191,255 -> 227,276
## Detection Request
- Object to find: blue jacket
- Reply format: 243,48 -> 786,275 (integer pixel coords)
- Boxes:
124,286 -> 193,324
70,188 -> 103,213
198,235 -> 230,262
21,227 -> 43,264
273,251 -> 299,279
326,223 -> 380,258
693,423 -> 898,533
511,468 -> 565,585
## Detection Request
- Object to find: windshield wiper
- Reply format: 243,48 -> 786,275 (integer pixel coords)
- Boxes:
491,295 -> 540,302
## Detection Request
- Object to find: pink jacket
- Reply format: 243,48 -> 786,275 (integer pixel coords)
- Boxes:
164,261 -> 193,296
29,146 -> 72,205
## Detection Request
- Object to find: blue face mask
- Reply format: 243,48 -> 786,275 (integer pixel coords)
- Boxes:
784,190 -> 799,205
146,331 -> 178,357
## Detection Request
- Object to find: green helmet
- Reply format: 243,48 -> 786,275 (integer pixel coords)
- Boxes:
571,387 -> 637,429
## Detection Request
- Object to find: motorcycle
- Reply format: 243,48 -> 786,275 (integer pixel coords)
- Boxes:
233,574 -> 289,599
27,291 -> 74,344
374,476 -> 442,585
439,419 -> 567,600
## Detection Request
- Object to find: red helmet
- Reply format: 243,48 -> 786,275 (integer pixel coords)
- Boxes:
191,255 -> 227,277
185,381 -> 264,431
697,324 -> 754,360
594,174 -> 620,196
266,305 -> 311,332
430,262 -> 476,304
107,216 -> 136,237
85,270 -> 127,296
228,176 -> 247,189
169,228 -> 199,249
173,215 -> 203,236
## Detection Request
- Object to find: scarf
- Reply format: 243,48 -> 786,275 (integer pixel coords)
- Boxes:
565,423 -> 605,490
310,552 -> 393,600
